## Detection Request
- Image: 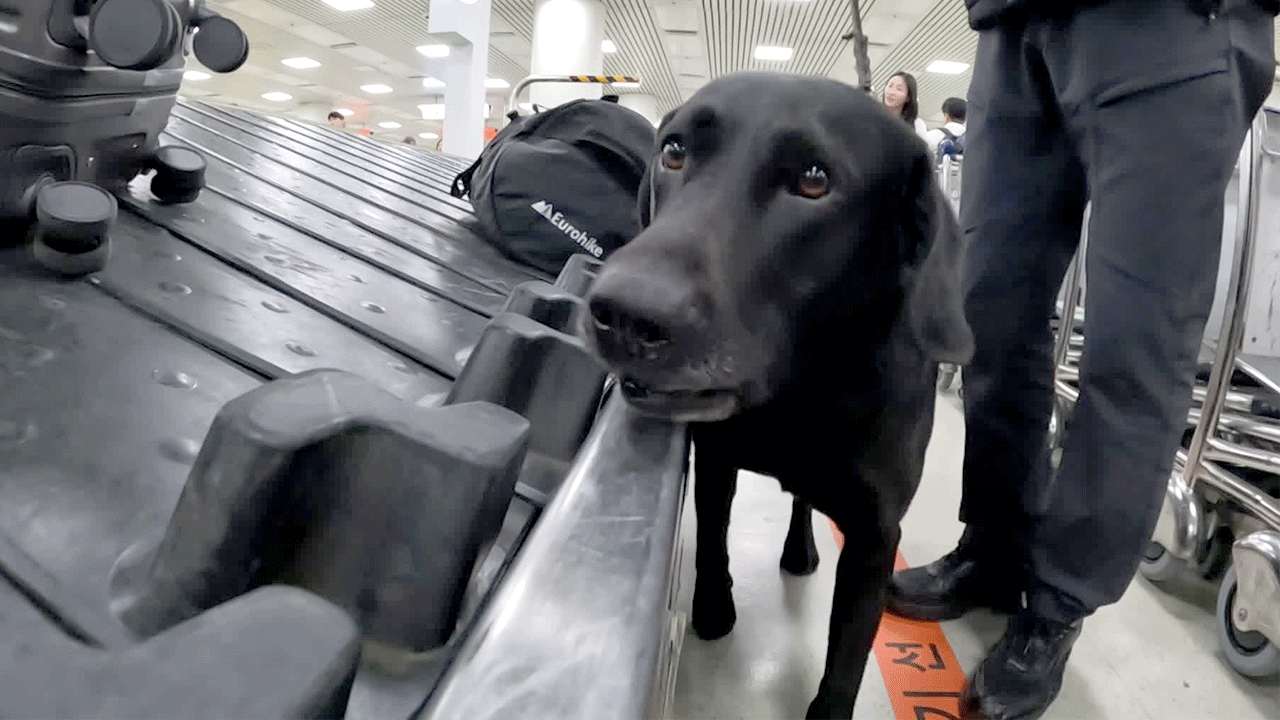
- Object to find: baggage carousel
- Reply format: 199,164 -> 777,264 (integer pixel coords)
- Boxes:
0,99 -> 691,719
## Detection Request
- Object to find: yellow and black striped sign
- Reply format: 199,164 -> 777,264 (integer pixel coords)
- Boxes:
568,75 -> 640,84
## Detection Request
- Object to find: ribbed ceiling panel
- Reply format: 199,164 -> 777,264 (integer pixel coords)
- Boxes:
267,0 -> 527,85
702,0 -> 879,80
491,0 -> 535,38
251,0 -> 980,120
602,0 -> 682,109
213,0 -> 999,133
486,0 -> 683,112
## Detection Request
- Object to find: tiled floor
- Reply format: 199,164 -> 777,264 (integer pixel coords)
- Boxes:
671,393 -> 1280,719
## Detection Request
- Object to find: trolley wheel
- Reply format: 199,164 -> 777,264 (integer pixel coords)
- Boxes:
1138,541 -> 1182,583
1193,527 -> 1233,582
1216,565 -> 1280,678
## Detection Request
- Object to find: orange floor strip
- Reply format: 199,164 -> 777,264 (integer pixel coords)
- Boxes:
829,519 -> 967,720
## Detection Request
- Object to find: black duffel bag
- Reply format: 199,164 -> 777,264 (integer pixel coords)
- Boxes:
450,97 -> 656,277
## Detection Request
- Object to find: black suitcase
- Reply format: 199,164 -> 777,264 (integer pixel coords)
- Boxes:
3,0 -> 249,274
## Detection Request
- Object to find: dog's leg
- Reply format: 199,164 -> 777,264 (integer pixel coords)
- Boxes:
690,443 -> 738,641
806,519 -> 899,720
780,497 -> 820,575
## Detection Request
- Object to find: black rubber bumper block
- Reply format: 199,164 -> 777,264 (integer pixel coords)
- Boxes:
554,253 -> 605,297
500,280 -> 586,335
445,312 -> 607,504
0,583 -> 359,719
110,369 -> 530,653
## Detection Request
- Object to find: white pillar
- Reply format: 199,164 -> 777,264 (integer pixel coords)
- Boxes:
529,0 -> 604,109
429,0 -> 491,160
616,93 -> 660,126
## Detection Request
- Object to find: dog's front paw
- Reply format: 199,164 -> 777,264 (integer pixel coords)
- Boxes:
779,541 -> 820,576
804,691 -> 854,720
691,583 -> 736,640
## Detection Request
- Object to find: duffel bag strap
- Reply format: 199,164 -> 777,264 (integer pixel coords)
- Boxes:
450,158 -> 481,199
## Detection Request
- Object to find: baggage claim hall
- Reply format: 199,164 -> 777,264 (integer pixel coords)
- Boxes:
0,0 -> 1277,719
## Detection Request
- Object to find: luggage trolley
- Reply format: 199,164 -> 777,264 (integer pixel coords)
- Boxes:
1051,109 -> 1280,678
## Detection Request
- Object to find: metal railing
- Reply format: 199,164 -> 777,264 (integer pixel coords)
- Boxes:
505,74 -> 642,118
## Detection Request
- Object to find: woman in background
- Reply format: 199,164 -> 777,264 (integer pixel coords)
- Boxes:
883,71 -> 929,142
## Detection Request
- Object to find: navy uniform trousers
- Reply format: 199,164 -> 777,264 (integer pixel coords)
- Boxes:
958,0 -> 1275,621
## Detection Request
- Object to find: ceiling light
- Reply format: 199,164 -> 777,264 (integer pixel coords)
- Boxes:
320,0 -> 374,10
379,121 -> 401,129
261,91 -> 292,102
925,60 -> 970,74
612,81 -> 640,88
183,70 -> 210,81
417,44 -> 450,58
361,83 -> 392,94
282,57 -> 321,69
419,132 -> 439,139
602,39 -> 617,53
753,45 -> 793,61
336,108 -> 354,116
422,77 -> 445,88
484,77 -> 509,89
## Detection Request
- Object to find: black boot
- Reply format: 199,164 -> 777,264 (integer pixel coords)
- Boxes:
960,609 -> 1083,720
886,528 -> 1024,621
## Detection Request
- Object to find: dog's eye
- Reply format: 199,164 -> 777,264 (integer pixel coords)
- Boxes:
796,165 -> 829,199
661,140 -> 687,170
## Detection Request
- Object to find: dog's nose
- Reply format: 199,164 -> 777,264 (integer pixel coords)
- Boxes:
589,295 -> 670,351
586,271 -> 699,362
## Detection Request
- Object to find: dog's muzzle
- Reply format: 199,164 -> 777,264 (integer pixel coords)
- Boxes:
616,377 -> 740,422
585,258 -> 742,421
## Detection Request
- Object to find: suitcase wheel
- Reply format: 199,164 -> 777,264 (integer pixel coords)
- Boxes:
150,146 -> 206,205
89,0 -> 183,71
31,181 -> 117,276
192,15 -> 250,74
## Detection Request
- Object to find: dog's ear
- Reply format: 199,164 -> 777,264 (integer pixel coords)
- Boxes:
637,154 -> 658,229
898,151 -> 974,364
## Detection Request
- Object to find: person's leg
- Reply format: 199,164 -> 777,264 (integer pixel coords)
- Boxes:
961,3 -> 1276,720
1031,0 -> 1276,621
888,20 -> 1087,622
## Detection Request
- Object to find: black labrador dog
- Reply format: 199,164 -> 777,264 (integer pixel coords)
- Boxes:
582,71 -> 973,719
